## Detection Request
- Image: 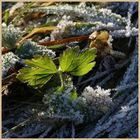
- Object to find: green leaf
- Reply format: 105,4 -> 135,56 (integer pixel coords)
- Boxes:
71,62 -> 96,76
17,56 -> 57,88
59,47 -> 97,76
25,56 -> 57,73
70,90 -> 78,100
59,47 -> 79,72
3,10 -> 10,25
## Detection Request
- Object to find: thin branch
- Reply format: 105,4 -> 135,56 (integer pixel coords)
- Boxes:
38,35 -> 89,46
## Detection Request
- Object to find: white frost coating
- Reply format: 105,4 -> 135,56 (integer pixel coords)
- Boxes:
81,86 -> 113,113
42,85 -> 84,124
51,21 -> 138,41
32,3 -> 127,26
15,40 -> 56,59
39,36 -> 50,43
119,37 -> 138,86
81,38 -> 138,138
107,34 -> 113,47
125,3 -> 135,37
2,52 -> 21,78
111,27 -> 138,38
51,19 -> 74,40
2,23 -> 23,49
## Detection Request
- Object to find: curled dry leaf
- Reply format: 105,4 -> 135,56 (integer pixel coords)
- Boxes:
38,35 -> 89,47
89,30 -> 126,58
17,26 -> 58,45
89,30 -> 111,57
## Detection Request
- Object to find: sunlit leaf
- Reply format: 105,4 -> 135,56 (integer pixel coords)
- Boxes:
59,47 -> 97,76
25,56 -> 57,73
17,56 -> 57,88
59,47 -> 79,72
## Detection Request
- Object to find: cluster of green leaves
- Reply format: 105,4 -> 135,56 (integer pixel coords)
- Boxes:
17,47 -> 97,89
59,47 -> 96,76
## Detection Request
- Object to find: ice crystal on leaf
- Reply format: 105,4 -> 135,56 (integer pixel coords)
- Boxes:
80,86 -> 113,113
2,23 -> 22,49
15,40 -> 56,59
42,88 -> 84,125
2,52 -> 21,77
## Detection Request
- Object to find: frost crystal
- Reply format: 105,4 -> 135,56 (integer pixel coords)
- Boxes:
2,52 -> 21,77
119,38 -> 138,86
125,3 -> 135,37
33,4 -> 127,26
77,86 -> 113,122
31,3 -> 133,40
107,35 -> 113,47
42,85 -> 84,125
2,23 -> 22,49
81,86 -> 113,113
83,90 -> 138,138
51,19 -> 74,40
15,40 -> 56,59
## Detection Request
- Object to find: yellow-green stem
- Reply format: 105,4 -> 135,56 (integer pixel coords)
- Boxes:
58,70 -> 64,92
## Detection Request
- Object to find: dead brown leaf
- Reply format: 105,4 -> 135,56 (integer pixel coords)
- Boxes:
89,30 -> 111,57
17,26 -> 58,45
2,73 -> 17,85
38,35 -> 89,46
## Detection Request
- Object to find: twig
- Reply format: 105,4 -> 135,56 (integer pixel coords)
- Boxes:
2,73 -> 17,85
97,72 -> 115,87
38,35 -> 89,46
77,58 -> 130,87
2,117 -> 33,136
71,122 -> 75,138
113,83 -> 138,99
39,126 -> 53,138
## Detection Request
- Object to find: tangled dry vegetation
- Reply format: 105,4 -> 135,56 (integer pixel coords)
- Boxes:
2,2 -> 138,138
